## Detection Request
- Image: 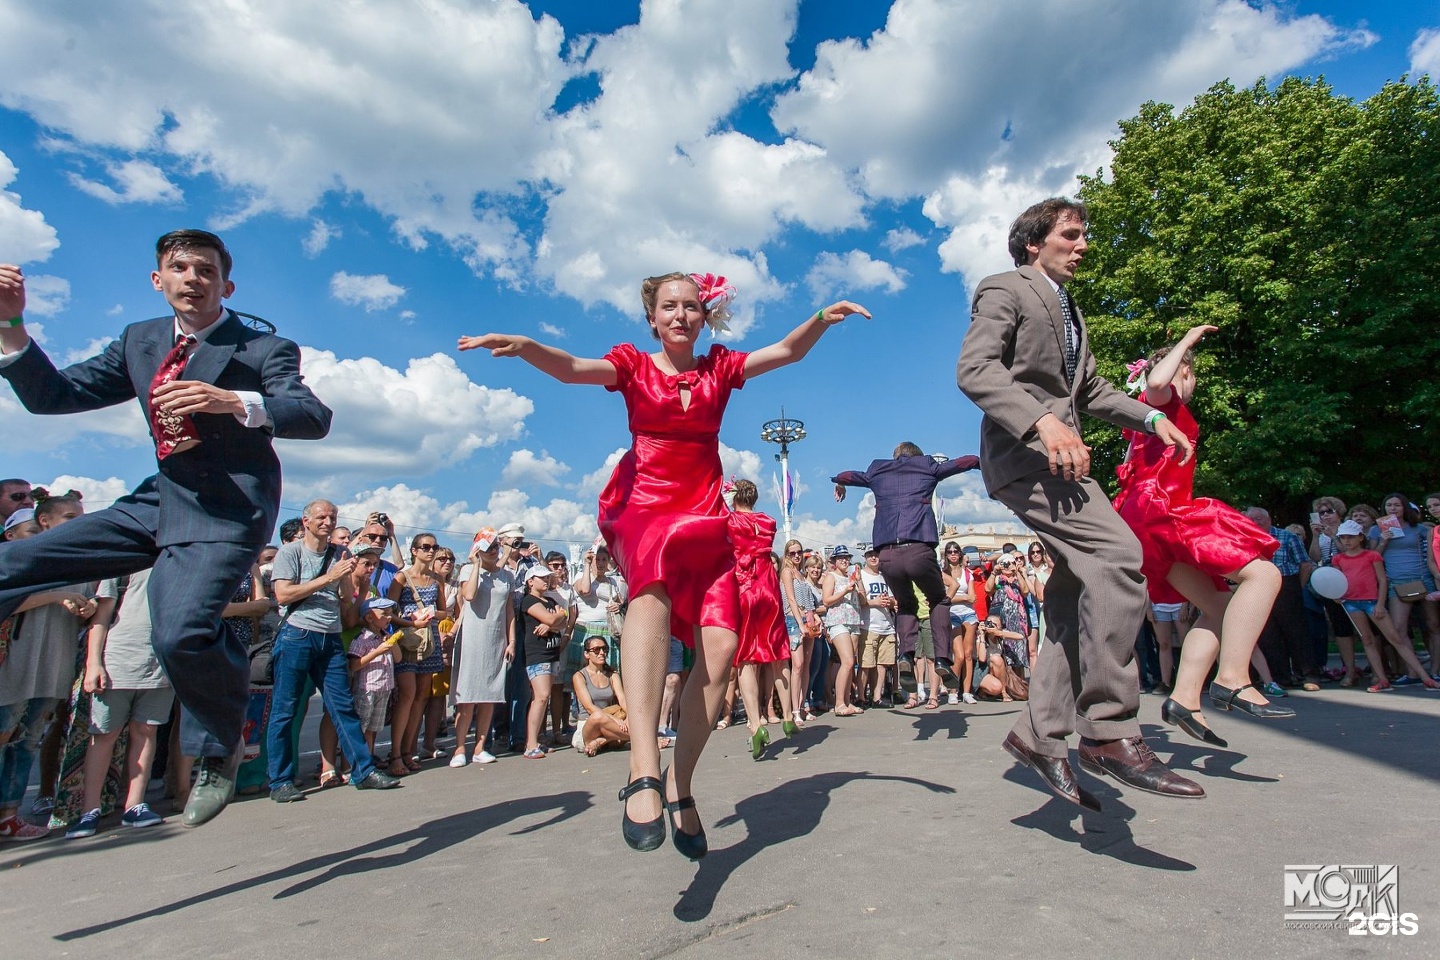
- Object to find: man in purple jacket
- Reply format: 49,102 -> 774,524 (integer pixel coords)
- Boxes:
833,443 -> 980,678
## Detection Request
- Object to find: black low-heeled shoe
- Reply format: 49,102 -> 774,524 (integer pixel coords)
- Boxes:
1208,682 -> 1296,719
662,768 -> 707,860
618,776 -> 666,852
1161,698 -> 1229,748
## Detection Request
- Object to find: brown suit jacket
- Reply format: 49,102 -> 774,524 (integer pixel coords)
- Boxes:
957,265 -> 1154,493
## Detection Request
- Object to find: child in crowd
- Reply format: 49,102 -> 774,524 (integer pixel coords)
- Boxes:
66,568 -> 173,838
348,598 -> 401,761
1330,521 -> 1439,693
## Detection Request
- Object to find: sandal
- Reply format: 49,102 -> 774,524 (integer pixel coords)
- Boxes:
663,767 -> 706,860
386,757 -> 409,777
404,756 -> 422,772
834,706 -> 863,717
523,747 -> 548,759
715,717 -> 730,731
924,698 -> 939,709
618,775 -> 666,851
318,771 -> 342,789
902,695 -> 921,709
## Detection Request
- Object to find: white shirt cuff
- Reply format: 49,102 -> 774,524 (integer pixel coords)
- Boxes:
232,391 -> 271,428
0,339 -> 32,367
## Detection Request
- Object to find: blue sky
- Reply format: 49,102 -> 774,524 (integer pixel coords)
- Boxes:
0,0 -> 1434,556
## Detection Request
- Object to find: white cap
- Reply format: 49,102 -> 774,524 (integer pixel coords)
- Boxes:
1336,519 -> 1364,537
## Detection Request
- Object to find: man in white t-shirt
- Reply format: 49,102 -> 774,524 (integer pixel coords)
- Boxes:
858,548 -> 898,707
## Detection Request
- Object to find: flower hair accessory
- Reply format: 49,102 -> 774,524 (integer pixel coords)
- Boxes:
1124,357 -> 1150,394
721,476 -> 737,495
689,272 -> 736,335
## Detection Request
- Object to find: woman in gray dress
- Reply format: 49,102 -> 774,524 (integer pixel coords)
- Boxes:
448,530 -> 515,767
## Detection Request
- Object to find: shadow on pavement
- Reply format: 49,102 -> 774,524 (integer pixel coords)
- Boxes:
1009,794 -> 1197,871
673,771 -> 954,922
52,790 -> 593,941
912,709 -> 971,741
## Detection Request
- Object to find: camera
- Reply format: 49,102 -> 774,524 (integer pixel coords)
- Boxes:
375,512 -> 390,527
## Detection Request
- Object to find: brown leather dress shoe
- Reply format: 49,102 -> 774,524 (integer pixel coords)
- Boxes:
1077,736 -> 1205,799
1003,731 -> 1102,812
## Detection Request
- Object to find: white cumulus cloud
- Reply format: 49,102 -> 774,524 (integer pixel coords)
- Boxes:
329,271 -> 406,312
302,219 -> 341,257
1411,27 -> 1440,76
23,275 -> 72,317
500,448 -> 571,488
277,348 -> 533,482
67,158 -> 183,205
882,227 -> 924,253
0,150 -> 59,263
40,474 -> 134,508
805,250 -> 907,299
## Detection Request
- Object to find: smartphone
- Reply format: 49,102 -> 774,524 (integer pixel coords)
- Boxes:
1309,512 -> 1321,526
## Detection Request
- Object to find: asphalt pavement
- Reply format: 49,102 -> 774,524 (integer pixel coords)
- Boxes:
2,683 -> 1437,959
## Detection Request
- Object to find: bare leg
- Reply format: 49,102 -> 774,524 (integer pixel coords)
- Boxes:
548,672 -> 568,744
620,586 -> 671,827
667,623 -> 739,836
473,703 -> 495,754
389,672 -> 417,772
318,712 -> 338,779
452,703 -> 475,759
124,722 -> 159,810
790,639 -> 811,722
1371,605 -> 1431,678
424,690 -> 447,753
659,670 -> 680,733
770,661 -> 793,725
404,676 -> 432,759
1351,616 -> 1387,683
1154,620 -> 1175,687
1167,560 -> 1281,707
737,662 -> 764,734
35,706 -> 67,805
524,674 -> 553,752
80,728 -> 124,814
832,631 -> 861,713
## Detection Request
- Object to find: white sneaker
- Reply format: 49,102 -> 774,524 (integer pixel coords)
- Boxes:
474,751 -> 497,765
962,692 -> 977,704
947,693 -> 959,705
448,753 -> 469,768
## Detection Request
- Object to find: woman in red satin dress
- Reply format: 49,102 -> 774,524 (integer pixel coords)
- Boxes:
1113,324 -> 1290,749
459,273 -> 868,858
726,478 -> 794,762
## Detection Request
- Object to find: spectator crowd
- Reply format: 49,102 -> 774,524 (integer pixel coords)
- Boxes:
2,474 -> 1438,842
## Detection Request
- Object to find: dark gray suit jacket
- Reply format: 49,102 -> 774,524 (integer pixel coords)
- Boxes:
957,265 -> 1153,493
1,312 -> 331,545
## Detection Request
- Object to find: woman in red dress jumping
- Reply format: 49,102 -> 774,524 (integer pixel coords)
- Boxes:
460,274 -> 868,858
1113,324 -> 1292,749
726,478 -> 795,762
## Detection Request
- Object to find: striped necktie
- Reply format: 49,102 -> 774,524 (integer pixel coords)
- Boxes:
1058,287 -> 1078,383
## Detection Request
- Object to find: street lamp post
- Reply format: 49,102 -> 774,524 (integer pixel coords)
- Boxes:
760,409 -> 806,544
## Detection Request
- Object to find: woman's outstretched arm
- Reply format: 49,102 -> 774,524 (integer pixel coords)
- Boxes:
458,333 -> 617,386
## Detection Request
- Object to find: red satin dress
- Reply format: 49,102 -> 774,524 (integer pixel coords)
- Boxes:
727,509 -> 789,665
597,343 -> 745,643
1113,392 -> 1277,604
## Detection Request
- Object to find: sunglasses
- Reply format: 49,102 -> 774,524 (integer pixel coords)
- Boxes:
547,561 -> 566,569
586,644 -> 608,654
415,543 -> 437,552
1317,508 -> 1336,515
944,548 -> 961,554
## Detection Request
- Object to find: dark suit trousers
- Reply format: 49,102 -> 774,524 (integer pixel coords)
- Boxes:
991,472 -> 1145,757
1258,573 -> 1317,682
0,501 -> 257,758
879,542 -> 952,663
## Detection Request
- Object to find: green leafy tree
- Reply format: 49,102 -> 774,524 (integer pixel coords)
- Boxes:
1075,76 -> 1440,521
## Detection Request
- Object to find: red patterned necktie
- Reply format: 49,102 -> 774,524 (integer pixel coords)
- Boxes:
149,333 -> 200,459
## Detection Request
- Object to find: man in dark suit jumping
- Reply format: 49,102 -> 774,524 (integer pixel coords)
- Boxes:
0,230 -> 333,826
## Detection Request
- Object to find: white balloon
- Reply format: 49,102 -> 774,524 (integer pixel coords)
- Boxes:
1310,566 -> 1348,601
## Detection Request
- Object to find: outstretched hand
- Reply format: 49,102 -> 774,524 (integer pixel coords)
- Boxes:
834,483 -> 846,503
1155,417 -> 1194,464
0,264 -> 25,319
458,333 -> 531,357
818,301 -> 872,325
1181,324 -> 1219,345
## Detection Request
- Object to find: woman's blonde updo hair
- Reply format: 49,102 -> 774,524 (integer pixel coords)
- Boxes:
731,478 -> 759,509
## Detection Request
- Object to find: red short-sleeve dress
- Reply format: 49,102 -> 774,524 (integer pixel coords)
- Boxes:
727,509 -> 789,665
1112,392 -> 1277,603
598,343 -> 746,643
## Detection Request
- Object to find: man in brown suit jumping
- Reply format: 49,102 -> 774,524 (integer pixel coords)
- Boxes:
957,197 -> 1203,808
